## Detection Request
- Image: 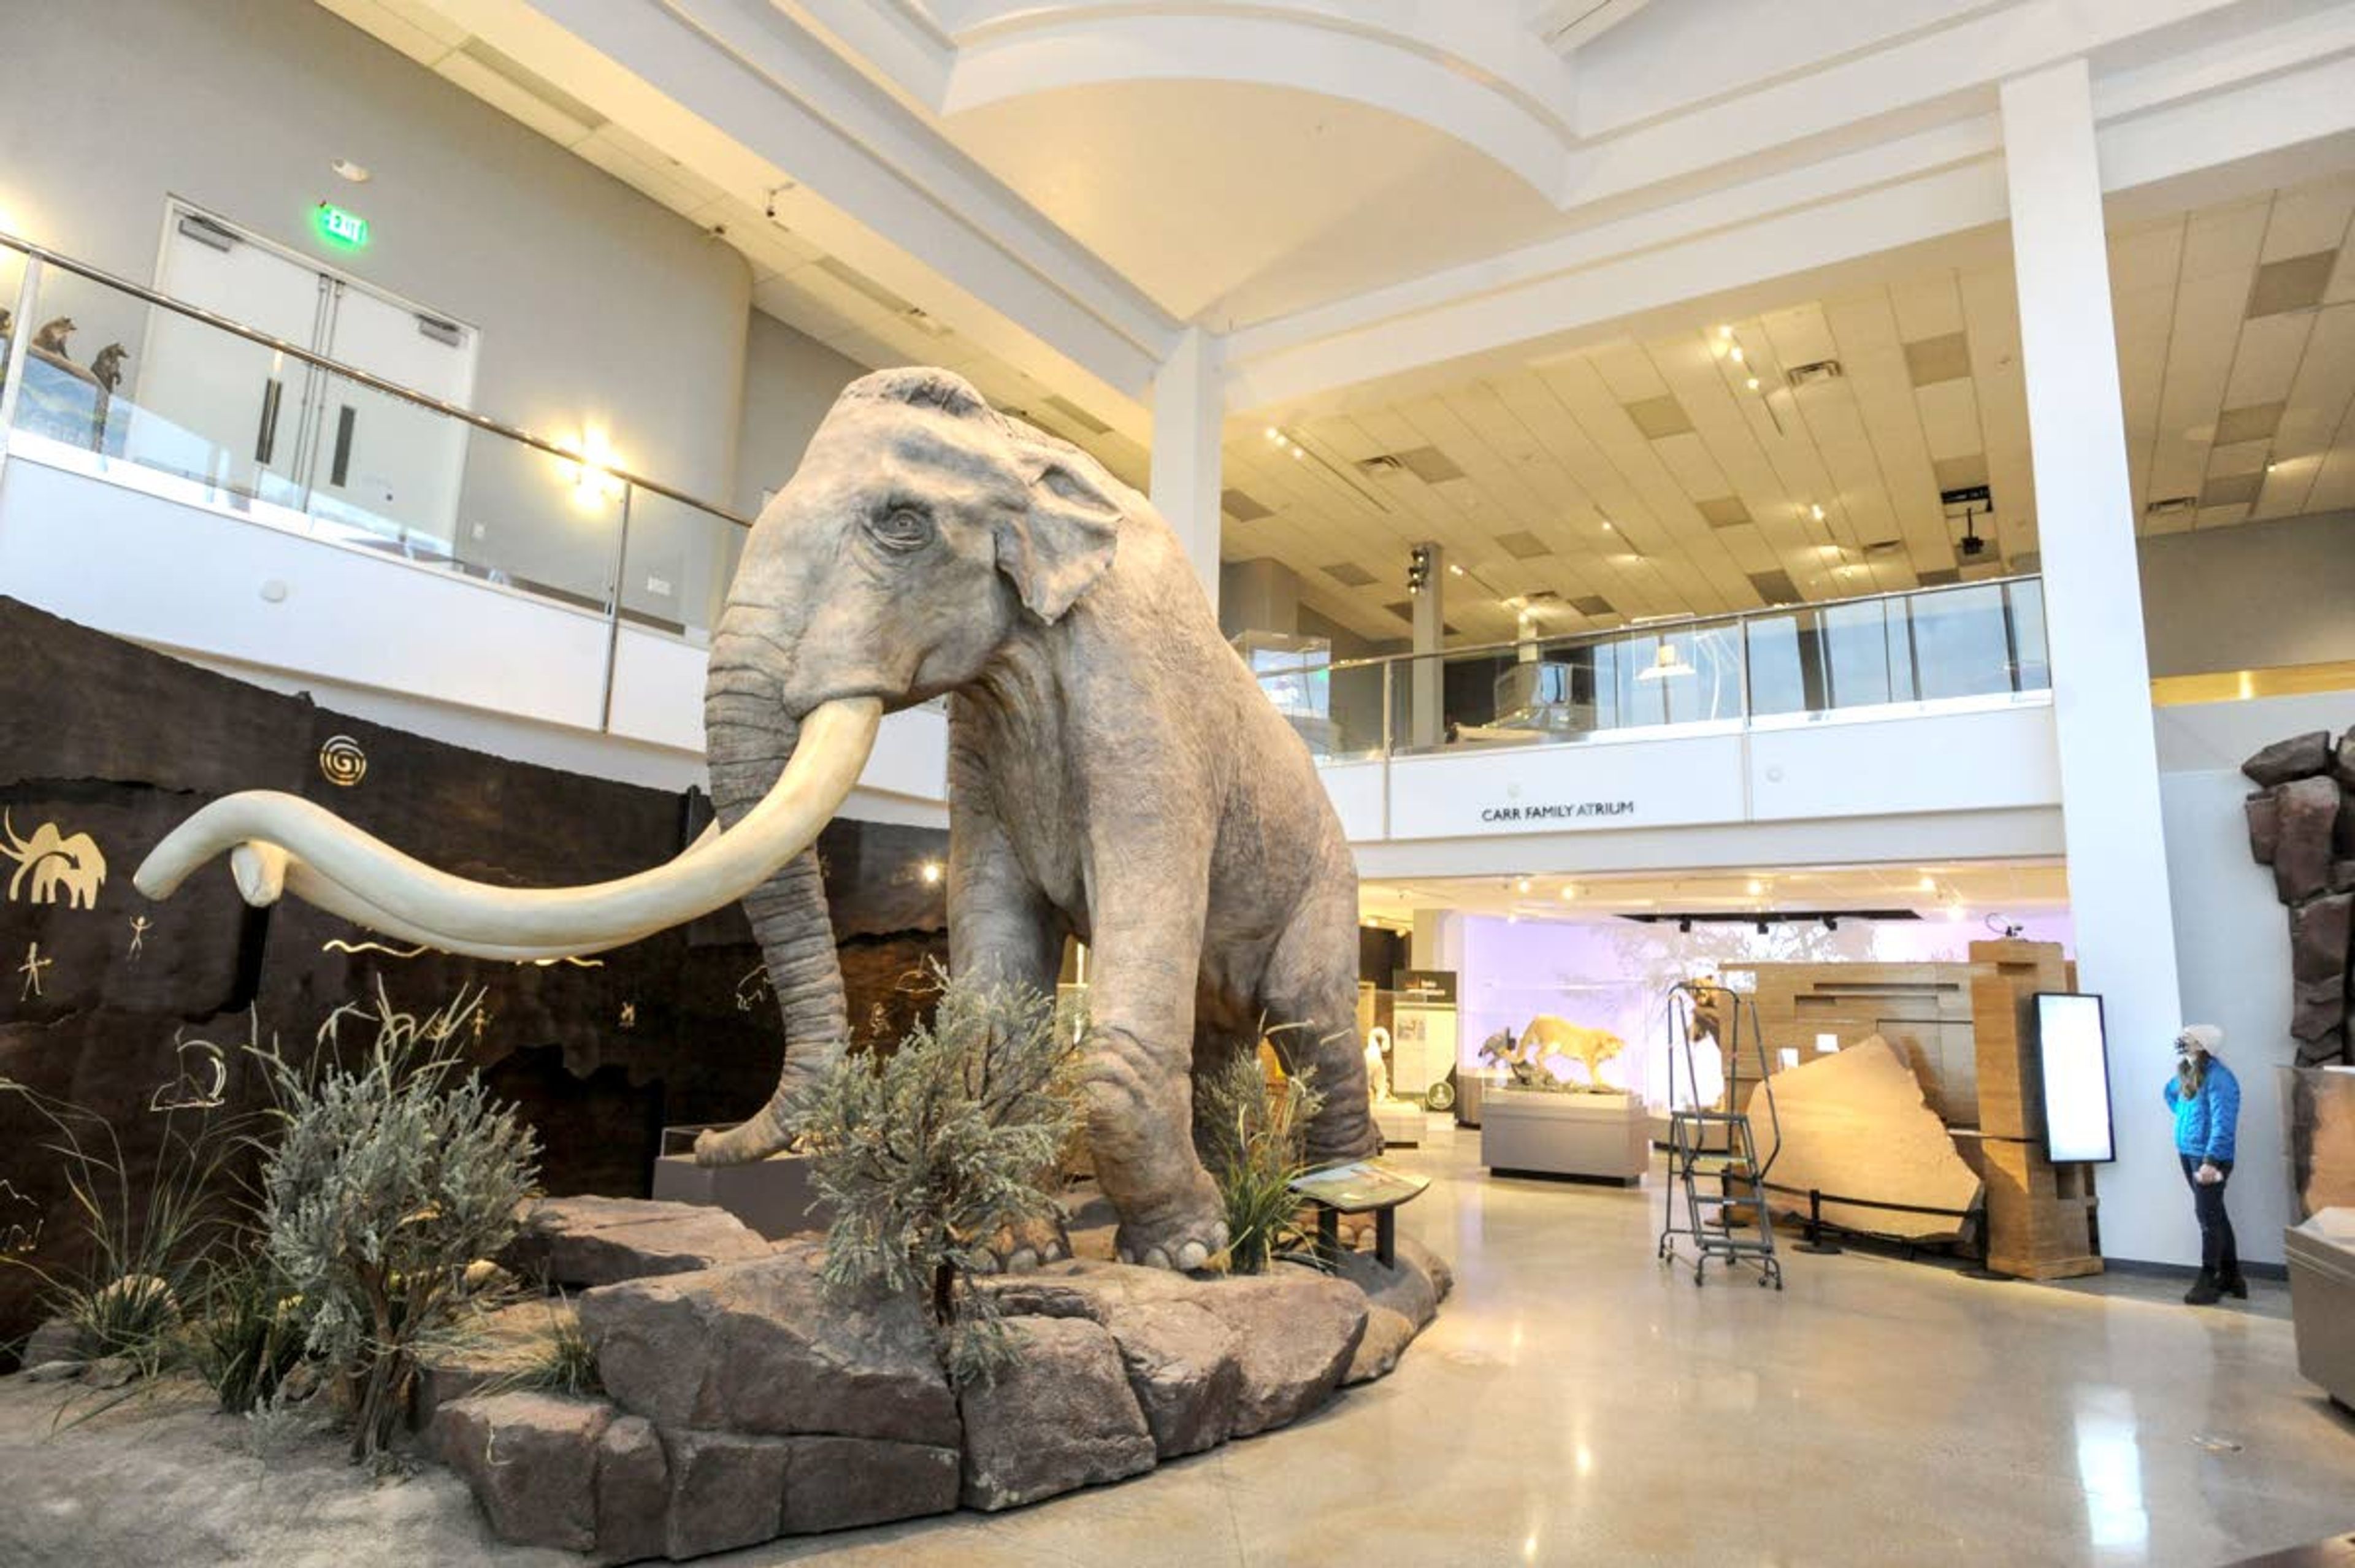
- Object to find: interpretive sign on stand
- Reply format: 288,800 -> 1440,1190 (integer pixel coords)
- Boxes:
1289,1159 -> 1430,1266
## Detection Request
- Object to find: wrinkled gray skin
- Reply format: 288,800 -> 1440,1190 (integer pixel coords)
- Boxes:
702,367 -> 1377,1268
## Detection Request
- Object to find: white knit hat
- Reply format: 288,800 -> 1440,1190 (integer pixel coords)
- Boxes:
2177,1023 -> 2223,1052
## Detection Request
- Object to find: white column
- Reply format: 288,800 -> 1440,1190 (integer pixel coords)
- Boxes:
1999,59 -> 2185,1262
1411,542 -> 1446,749
1149,326 -> 1223,612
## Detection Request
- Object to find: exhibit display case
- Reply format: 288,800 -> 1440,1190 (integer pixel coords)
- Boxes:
1480,1088 -> 1649,1184
2287,1207 -> 2355,1409
651,1125 -> 828,1238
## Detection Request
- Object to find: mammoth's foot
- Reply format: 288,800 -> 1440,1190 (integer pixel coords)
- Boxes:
965,1213 -> 1072,1275
1114,1202 -> 1231,1273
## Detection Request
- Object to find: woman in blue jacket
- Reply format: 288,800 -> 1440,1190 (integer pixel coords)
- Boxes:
2164,1023 -> 2243,1304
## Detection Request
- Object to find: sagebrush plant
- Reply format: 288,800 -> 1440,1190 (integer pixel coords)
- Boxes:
0,1076 -> 247,1382
797,966 -> 1083,1386
1197,1046 -> 1323,1275
251,985 -> 538,1463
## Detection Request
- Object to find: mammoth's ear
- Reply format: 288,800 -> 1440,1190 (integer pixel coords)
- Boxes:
992,450 -> 1122,623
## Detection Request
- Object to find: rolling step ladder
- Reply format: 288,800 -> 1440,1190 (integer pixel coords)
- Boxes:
1656,981 -> 1784,1290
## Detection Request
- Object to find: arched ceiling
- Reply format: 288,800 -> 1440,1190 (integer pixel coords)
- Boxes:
947,80 -> 1561,323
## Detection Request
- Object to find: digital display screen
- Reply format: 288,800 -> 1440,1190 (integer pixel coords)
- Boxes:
2035,992 -> 2116,1163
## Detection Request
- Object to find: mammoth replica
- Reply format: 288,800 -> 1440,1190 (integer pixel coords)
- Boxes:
136,367 -> 1377,1270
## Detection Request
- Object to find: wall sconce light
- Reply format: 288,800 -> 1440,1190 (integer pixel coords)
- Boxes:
561,427 -> 626,509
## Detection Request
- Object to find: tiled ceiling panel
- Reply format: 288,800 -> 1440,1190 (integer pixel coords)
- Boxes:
1227,179 -> 2355,644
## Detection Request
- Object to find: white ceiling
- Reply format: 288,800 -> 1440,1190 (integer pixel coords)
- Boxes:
944,80 -> 1562,325
1231,175 -> 2355,646
1358,860 -> 2072,927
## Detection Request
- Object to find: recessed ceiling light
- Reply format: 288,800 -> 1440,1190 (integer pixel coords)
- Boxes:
1745,377 -> 1760,391
331,158 -> 371,183
1810,503 -> 1826,522
1559,885 -> 1577,901
1717,324 -> 1734,340
1745,878 -> 1764,895
1917,874 -> 1937,892
1449,563 -> 1465,575
1515,876 -> 1533,893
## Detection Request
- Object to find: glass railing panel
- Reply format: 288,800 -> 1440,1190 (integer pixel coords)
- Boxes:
301,367 -> 473,561
2005,577 -> 2051,692
1908,581 -> 2029,700
617,487 -> 745,644
446,433 -> 624,611
1250,653 -> 1388,760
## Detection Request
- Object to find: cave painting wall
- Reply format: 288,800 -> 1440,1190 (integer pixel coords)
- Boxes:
0,597 -> 945,1356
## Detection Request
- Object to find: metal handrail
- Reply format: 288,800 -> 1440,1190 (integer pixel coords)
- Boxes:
0,231 -> 754,529
1312,573 -> 2045,677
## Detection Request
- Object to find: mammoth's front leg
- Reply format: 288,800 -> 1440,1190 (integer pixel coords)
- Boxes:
1082,869 -> 1228,1271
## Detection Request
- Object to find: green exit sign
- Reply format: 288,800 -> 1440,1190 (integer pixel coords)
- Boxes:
315,202 -> 369,248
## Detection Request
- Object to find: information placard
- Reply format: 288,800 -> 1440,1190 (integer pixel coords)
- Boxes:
2034,992 -> 2116,1163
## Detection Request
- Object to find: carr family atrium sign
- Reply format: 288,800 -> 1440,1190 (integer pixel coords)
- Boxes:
1387,733 -> 1745,839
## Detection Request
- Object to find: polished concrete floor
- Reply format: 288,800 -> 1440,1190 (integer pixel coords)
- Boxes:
754,1118 -> 2353,1568
2,1117 -> 2349,1566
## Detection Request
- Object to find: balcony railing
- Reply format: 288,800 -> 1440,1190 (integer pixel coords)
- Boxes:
1250,576 -> 2051,763
0,235 -> 752,668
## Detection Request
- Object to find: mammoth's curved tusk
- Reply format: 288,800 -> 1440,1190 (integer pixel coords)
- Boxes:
133,697 -> 881,958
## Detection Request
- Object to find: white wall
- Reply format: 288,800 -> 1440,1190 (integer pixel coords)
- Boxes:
2129,690 -> 2355,1269
0,0 -> 751,507
2139,511 -> 2355,678
1338,700 -> 2060,855
733,312 -> 865,518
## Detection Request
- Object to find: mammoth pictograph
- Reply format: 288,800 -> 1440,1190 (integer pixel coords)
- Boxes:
1,812 -> 107,909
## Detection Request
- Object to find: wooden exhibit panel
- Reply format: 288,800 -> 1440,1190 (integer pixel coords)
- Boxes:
1965,939 -> 2102,1280
1720,962 -> 1982,1126
1968,939 -> 2070,1139
1966,1136 -> 2102,1280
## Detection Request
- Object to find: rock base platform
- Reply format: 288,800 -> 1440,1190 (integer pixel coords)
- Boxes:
434,1199 -> 1450,1561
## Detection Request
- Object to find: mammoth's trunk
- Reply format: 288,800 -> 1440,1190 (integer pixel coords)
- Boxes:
690,656 -> 855,1166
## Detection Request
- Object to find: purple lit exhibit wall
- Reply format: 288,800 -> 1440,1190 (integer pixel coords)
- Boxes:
1453,911 -> 2077,1103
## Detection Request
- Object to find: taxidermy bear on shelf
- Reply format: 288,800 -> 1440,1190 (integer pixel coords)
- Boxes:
136,366 -> 1377,1271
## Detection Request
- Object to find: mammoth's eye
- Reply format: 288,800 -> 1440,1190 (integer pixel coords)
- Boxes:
867,505 -> 933,553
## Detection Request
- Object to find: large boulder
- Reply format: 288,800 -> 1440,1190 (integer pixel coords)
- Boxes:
2292,894 -> 2352,984
497,1196 -> 770,1290
592,1415 -> 670,1567
1329,1236 -> 1452,1384
2336,727 -> 2355,789
1206,1271 -> 1370,1436
1094,1296 -> 1243,1458
578,1242 -> 957,1447
2247,790 -> 2281,865
2245,732 -> 2332,786
661,1429 -> 787,1560
959,1315 -> 1156,1510
432,1391 -> 610,1555
2275,777 -> 2342,906
781,1435 -> 960,1535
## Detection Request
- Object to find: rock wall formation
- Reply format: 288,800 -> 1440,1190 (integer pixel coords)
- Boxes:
2242,727 -> 2355,1067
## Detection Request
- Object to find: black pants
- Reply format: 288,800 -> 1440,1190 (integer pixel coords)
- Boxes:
2180,1154 -> 2238,1280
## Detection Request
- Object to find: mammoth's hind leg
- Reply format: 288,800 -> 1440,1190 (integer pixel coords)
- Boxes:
1260,873 -> 1381,1168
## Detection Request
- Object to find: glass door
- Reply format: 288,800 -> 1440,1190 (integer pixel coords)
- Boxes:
302,283 -> 476,559
133,210 -> 327,508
